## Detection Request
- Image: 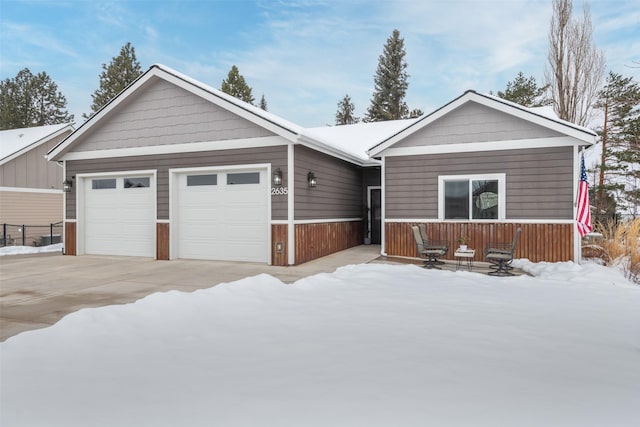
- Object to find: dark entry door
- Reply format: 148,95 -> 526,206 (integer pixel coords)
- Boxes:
371,188 -> 381,244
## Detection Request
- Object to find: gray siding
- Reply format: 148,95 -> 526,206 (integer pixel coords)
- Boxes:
73,78 -> 275,152
294,145 -> 364,220
396,101 -> 562,147
66,145 -> 288,220
385,146 -> 573,220
0,131 -> 70,189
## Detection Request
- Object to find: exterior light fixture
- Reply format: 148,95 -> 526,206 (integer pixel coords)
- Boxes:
273,168 -> 283,186
307,171 -> 317,188
62,179 -> 73,193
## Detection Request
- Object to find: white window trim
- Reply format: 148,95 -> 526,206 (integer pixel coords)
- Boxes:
438,173 -> 506,221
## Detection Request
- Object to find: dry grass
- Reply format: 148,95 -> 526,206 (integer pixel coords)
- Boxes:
594,219 -> 640,284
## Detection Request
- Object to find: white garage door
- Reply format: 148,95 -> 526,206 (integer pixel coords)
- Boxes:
176,169 -> 268,262
84,175 -> 155,257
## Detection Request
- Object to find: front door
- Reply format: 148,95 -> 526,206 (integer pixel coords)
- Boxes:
369,188 -> 381,244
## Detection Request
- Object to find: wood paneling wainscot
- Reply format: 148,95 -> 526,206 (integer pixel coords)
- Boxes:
385,222 -> 574,263
64,221 -> 76,255
156,223 -> 170,260
271,224 -> 288,266
295,221 -> 363,265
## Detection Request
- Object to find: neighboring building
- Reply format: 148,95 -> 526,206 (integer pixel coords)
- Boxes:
48,65 -> 594,265
1,124 -> 74,244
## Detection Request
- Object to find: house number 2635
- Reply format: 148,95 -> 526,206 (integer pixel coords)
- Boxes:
271,187 -> 288,196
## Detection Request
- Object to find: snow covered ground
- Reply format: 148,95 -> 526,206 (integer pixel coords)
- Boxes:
1,261 -> 639,426
0,242 -> 63,256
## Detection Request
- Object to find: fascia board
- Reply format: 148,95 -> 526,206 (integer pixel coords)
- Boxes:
59,136 -> 289,161
376,136 -> 584,158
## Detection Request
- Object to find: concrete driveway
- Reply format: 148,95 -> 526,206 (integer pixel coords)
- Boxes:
0,245 -> 381,341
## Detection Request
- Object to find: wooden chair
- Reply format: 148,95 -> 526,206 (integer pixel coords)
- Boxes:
411,225 -> 448,269
484,228 -> 521,276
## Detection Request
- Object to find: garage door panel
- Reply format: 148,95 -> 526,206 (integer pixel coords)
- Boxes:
176,169 -> 268,262
84,176 -> 155,257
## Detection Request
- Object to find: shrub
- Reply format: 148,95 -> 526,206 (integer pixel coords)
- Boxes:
594,219 -> 640,284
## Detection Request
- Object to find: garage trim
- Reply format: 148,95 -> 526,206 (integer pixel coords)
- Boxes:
168,163 -> 272,263
75,169 -> 157,256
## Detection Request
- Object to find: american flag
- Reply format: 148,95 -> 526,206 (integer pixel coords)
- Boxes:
576,153 -> 592,237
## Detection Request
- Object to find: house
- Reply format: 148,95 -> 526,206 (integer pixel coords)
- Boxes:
47,65 -> 595,265
47,65 -> 413,264
368,90 -> 596,263
1,123 -> 74,244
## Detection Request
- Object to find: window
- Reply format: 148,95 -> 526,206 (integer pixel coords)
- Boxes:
92,179 -> 116,189
227,172 -> 260,185
124,177 -> 150,188
439,174 -> 505,220
187,174 -> 217,186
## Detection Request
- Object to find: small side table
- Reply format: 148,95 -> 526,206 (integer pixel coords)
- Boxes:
454,248 -> 476,271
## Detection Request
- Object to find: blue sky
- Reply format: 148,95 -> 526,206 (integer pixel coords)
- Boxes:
1,0 -> 638,127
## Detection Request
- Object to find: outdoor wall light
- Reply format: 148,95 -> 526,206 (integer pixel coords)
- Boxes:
273,168 -> 283,186
307,171 -> 317,188
62,179 -> 73,193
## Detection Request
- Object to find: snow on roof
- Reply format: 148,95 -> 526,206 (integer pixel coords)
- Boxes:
303,119 -> 419,162
0,123 -> 72,161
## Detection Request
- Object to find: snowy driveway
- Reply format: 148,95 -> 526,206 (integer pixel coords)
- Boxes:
0,246 -> 381,341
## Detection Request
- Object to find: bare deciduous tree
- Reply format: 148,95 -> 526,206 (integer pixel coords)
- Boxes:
545,0 -> 605,126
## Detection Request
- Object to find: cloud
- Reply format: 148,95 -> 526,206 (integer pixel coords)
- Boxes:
0,22 -> 79,60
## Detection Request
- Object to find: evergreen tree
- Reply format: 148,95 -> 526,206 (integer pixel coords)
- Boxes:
85,42 -> 142,119
335,94 -> 359,125
497,72 -> 551,107
259,94 -> 268,111
0,68 -> 73,129
408,108 -> 424,118
364,29 -> 410,122
593,71 -> 640,219
221,65 -> 255,105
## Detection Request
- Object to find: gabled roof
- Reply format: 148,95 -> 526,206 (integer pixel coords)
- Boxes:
48,64 -> 305,161
367,90 -> 597,157
1,123 -> 74,165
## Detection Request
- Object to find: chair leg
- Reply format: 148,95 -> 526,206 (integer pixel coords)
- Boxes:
422,256 -> 442,269
488,259 -> 514,276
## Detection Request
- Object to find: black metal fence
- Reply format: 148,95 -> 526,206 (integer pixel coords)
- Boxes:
1,222 -> 63,247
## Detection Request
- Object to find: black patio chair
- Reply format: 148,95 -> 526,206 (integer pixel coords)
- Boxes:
411,225 -> 448,269
484,228 -> 521,276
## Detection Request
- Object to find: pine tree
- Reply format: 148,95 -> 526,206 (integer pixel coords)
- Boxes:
497,72 -> 551,107
593,71 -> 640,219
85,42 -> 142,119
364,29 -> 410,122
221,65 -> 255,105
408,108 -> 424,118
335,94 -> 359,125
259,94 -> 268,111
0,68 -> 73,129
